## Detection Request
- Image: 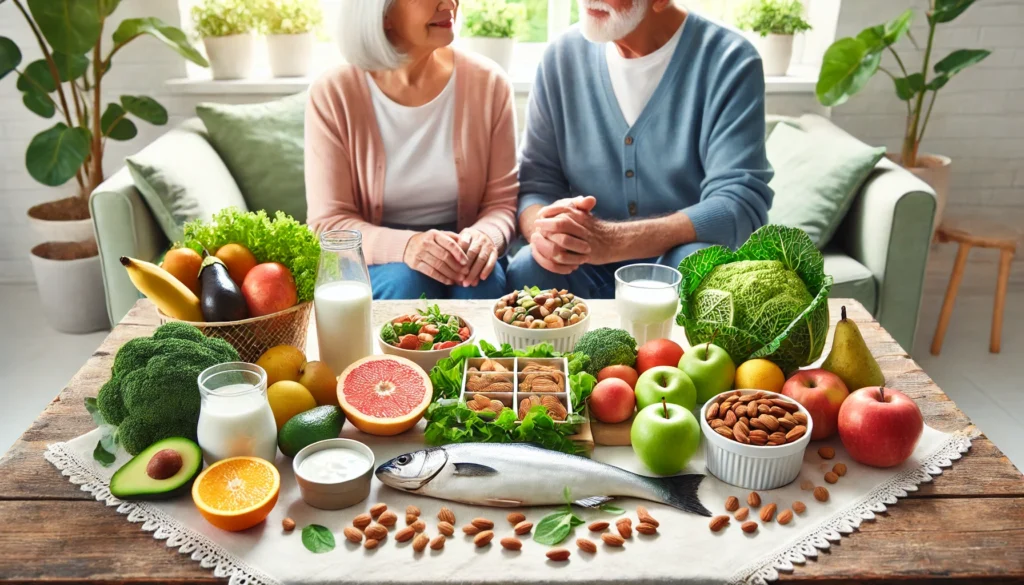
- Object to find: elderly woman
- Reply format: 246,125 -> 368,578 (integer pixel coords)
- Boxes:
306,0 -> 519,299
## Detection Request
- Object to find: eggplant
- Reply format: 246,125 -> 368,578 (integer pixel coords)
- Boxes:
199,256 -> 249,322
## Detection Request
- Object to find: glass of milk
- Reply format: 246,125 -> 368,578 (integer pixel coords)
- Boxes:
196,362 -> 278,465
614,264 -> 682,346
315,230 -> 373,376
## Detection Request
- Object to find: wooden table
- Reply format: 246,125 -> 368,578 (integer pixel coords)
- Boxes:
1,299 -> 1022,584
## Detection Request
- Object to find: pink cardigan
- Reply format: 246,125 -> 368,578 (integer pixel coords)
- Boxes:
305,50 -> 520,265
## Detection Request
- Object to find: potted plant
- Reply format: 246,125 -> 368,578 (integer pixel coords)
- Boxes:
0,0 -> 208,333
259,0 -> 323,78
816,0 -> 991,229
736,0 -> 811,76
459,0 -> 526,72
193,0 -> 259,80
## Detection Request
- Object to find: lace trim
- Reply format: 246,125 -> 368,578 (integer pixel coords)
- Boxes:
729,430 -> 976,585
44,442 -> 282,585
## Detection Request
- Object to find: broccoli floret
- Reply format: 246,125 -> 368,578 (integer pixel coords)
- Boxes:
573,328 -> 638,375
95,322 -> 239,455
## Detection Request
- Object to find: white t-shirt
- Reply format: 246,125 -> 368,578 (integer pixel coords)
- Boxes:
366,70 -> 459,227
605,21 -> 685,127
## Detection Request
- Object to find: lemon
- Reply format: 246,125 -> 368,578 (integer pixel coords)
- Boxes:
267,380 -> 317,430
735,359 -> 786,393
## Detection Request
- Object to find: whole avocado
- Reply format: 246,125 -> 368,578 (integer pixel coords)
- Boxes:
279,405 -> 345,457
199,256 -> 249,322
572,328 -> 638,376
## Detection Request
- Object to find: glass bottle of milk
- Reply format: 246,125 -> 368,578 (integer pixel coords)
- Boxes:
314,230 -> 373,376
614,264 -> 683,346
196,362 -> 278,465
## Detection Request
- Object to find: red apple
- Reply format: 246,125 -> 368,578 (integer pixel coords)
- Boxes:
781,368 -> 849,440
635,339 -> 684,374
838,387 -> 923,468
242,262 -> 298,317
588,378 -> 636,424
597,365 -> 639,389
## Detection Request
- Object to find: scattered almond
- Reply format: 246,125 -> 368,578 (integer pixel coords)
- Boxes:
741,521 -> 758,534
437,521 -> 455,537
378,510 -> 398,527
814,486 -> 830,502
395,527 -> 415,542
500,537 -> 522,551
833,463 -> 848,477
472,517 -> 494,530
406,505 -> 421,517
637,505 -> 659,527
636,522 -> 657,535
601,533 -> 625,547
411,519 -> 426,532
800,479 -> 815,491
437,507 -> 455,524
588,520 -> 609,532
406,513 -> 418,525
507,512 -> 526,525
759,503 -> 778,523
725,496 -> 740,512
824,471 -> 839,484
429,535 -> 446,550
709,515 -> 730,532
734,507 -> 750,521
281,517 -> 296,532
818,447 -> 835,459
576,538 -> 597,553
474,530 -> 494,547
514,521 -> 533,535
412,533 -> 429,552
462,523 -> 481,535
364,538 -> 380,550
747,492 -> 761,508
792,501 -> 807,514
546,548 -> 571,561
616,519 -> 632,539
370,503 -> 387,518
343,526 -> 364,544
353,513 -> 372,530
364,524 -> 388,541
777,510 -> 794,525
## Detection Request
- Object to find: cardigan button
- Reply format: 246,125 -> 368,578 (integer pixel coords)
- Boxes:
628,202 -> 638,216
625,170 -> 635,178
625,136 -> 633,145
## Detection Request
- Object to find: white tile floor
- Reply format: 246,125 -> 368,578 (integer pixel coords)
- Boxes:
0,284 -> 1021,469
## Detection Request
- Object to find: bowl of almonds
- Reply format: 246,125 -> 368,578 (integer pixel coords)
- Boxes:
700,390 -> 813,490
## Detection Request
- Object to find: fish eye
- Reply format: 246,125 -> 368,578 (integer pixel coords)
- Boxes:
396,455 -> 411,466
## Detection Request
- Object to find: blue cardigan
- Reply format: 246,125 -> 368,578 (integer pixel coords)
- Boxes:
518,13 -> 774,250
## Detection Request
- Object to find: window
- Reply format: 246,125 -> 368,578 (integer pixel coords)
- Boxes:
510,0 -> 579,43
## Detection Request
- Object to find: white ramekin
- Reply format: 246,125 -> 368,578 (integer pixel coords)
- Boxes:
699,389 -> 813,490
490,298 -> 591,354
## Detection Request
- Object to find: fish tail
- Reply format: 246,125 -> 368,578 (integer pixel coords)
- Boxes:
653,474 -> 711,517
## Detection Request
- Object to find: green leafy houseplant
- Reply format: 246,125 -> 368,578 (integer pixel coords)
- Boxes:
815,0 -> 990,168
461,0 -> 527,39
192,0 -> 259,38
258,0 -> 323,35
0,0 -> 208,200
736,0 -> 811,37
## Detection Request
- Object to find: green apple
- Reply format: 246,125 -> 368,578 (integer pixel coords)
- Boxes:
631,399 -> 701,475
634,366 -> 696,411
679,343 -> 736,404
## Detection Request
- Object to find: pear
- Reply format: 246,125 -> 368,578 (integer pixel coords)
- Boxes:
821,306 -> 885,391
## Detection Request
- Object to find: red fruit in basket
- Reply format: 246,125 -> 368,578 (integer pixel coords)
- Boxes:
588,378 -> 636,423
241,262 -> 298,317
337,355 -> 432,435
398,334 -> 420,350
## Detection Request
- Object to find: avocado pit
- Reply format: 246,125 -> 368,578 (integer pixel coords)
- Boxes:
147,449 -> 184,480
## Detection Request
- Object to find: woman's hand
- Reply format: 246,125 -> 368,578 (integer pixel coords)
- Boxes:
403,230 -> 468,285
458,228 -> 499,287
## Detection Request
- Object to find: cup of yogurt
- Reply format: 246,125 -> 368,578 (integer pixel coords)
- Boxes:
293,439 -> 375,510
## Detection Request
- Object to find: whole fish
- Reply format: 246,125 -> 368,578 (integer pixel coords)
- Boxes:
375,443 -> 711,516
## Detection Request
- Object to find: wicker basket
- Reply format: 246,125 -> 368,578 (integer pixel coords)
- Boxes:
158,302 -> 314,363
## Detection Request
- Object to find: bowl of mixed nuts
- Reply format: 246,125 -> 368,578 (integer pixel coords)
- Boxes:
491,287 -> 590,353
700,390 -> 813,490
459,357 -> 574,426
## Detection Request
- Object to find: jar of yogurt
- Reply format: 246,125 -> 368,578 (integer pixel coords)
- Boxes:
197,362 -> 278,465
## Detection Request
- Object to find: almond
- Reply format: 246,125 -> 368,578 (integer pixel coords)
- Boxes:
714,426 -> 734,439
800,479 -> 815,491
747,492 -> 761,508
462,523 -> 480,535
793,412 -> 808,425
734,507 -> 749,521
725,496 -> 740,512
370,503 -> 387,518
636,522 -> 658,535
378,510 -> 398,527
514,521 -> 533,535
395,527 -> 415,542
733,424 -> 750,444
616,521 -> 632,539
353,513 -> 372,530
343,526 -> 363,543
546,548 -> 571,561
709,515 -> 730,532
364,524 -> 387,540
741,521 -> 758,534
437,521 -> 455,536
706,402 -> 720,419
824,471 -> 839,484
282,517 -> 296,532
814,486 -> 830,502
412,533 -> 429,552
786,425 -> 807,442
601,533 -> 625,547
817,447 -> 835,459
833,463 -> 848,477
616,517 -> 632,528
723,409 -> 737,427
474,530 -> 494,547
792,501 -> 807,514
777,510 -> 794,525
471,517 -> 494,530
438,507 -> 455,524
406,513 -> 418,525
429,535 -> 446,550
406,505 -> 421,517
576,538 -> 597,553
364,538 -> 380,550
759,503 -> 778,523
411,519 -> 426,532
500,537 -> 522,551
507,512 -> 526,525
637,505 -> 659,527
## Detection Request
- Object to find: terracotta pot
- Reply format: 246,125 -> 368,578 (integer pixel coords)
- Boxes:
27,196 -> 94,243
888,153 -> 951,231
750,34 -> 794,77
267,32 -> 314,77
204,34 -> 256,80
458,37 -> 515,72
30,241 -> 108,334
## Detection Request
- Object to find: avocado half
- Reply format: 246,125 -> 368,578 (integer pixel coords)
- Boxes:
110,437 -> 204,500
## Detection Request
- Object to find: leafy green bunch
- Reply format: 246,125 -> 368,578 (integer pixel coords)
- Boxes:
192,0 -> 260,38
181,208 -> 321,303
736,0 -> 812,37
258,0 -> 324,35
461,0 -> 527,39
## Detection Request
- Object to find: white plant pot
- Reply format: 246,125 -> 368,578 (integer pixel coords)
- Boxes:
750,34 -> 794,76
267,32 -> 315,78
30,246 -> 109,334
459,37 -> 515,72
28,215 -> 94,243
890,152 -> 952,232
203,34 -> 256,80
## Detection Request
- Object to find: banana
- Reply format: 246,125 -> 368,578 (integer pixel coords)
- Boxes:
120,256 -> 204,322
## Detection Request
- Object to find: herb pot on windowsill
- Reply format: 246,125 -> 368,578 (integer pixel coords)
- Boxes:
203,34 -> 257,80
750,34 -> 795,77
267,32 -> 315,78
458,36 -> 515,73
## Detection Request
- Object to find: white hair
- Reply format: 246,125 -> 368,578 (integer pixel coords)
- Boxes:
337,0 -> 405,71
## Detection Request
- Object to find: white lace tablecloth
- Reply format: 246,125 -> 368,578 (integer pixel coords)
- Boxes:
46,420 -> 972,585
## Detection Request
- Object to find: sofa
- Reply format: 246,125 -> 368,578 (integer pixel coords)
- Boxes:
90,112 -> 936,352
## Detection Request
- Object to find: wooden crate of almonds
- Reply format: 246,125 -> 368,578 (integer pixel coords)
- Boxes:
460,357 -> 594,451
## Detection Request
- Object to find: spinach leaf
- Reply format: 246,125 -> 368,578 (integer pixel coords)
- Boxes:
599,504 -> 625,515
534,510 -> 575,545
568,372 -> 597,416
93,439 -> 116,467
301,524 -> 336,553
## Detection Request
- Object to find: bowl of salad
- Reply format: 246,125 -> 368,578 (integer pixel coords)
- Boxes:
378,302 -> 475,373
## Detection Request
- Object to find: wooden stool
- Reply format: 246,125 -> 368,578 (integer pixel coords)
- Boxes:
931,217 -> 1020,355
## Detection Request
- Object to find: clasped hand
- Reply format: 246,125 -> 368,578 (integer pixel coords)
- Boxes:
530,195 -> 611,275
403,228 -> 498,287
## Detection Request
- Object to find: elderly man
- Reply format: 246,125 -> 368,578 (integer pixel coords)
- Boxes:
508,0 -> 774,297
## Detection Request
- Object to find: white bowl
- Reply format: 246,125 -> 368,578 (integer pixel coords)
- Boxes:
699,389 -> 813,490
491,297 -> 591,354
378,317 -> 476,373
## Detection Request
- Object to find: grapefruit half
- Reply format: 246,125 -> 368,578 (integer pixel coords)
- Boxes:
337,355 -> 433,436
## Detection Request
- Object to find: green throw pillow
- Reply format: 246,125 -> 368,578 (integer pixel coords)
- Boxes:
766,123 -> 886,248
196,93 -> 307,223
126,119 -> 248,242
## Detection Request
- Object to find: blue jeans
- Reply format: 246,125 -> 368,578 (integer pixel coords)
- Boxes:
369,262 -> 508,300
506,242 -> 712,299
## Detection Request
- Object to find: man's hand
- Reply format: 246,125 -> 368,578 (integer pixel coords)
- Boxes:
403,230 -> 468,286
530,196 -> 623,268
457,228 -> 499,287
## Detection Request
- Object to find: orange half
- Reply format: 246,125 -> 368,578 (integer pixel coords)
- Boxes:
192,457 -> 281,532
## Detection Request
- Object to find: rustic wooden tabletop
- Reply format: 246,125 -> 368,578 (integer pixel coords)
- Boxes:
0,299 -> 1021,584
